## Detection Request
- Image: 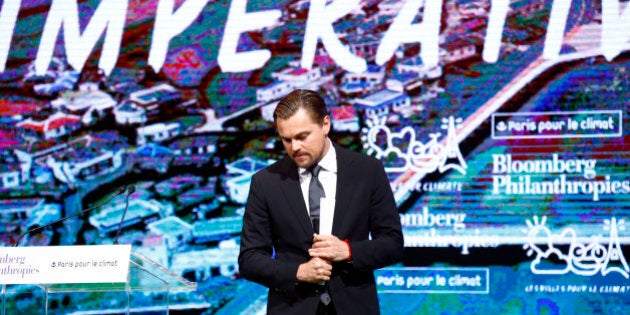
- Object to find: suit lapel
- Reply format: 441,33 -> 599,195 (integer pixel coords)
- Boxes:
277,157 -> 314,237
331,145 -> 354,235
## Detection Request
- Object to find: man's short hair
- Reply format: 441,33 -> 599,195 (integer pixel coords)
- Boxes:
274,89 -> 327,124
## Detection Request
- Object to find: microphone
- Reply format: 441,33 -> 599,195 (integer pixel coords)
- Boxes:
113,185 -> 135,245
13,186 -> 128,247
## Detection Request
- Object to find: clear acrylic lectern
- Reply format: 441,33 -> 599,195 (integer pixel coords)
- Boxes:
1,250 -> 197,315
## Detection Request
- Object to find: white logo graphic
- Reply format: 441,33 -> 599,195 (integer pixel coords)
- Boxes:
361,115 -> 467,175
523,216 -> 629,278
495,121 -> 507,132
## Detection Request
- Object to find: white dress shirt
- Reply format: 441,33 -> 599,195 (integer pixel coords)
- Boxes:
299,139 -> 337,235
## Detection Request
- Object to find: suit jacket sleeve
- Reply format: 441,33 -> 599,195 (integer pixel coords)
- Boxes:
336,149 -> 404,272
238,163 -> 308,295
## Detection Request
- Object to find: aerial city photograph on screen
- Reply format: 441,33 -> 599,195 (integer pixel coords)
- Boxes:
1,0 -> 628,314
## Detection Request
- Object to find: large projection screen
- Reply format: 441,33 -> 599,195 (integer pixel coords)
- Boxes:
1,0 -> 628,313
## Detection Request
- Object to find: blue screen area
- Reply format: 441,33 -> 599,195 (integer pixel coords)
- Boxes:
1,0 -> 628,313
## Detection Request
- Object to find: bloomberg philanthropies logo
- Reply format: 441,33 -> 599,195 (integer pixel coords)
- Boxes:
492,153 -> 630,201
0,253 -> 40,278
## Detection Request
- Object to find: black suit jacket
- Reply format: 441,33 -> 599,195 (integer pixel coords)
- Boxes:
239,143 -> 404,314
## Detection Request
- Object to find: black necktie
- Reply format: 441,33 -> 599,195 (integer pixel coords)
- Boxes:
308,165 -> 325,234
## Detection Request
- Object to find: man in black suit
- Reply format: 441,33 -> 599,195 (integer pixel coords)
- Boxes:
238,89 -> 403,314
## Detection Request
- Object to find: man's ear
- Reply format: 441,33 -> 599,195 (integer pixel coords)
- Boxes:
322,115 -> 331,135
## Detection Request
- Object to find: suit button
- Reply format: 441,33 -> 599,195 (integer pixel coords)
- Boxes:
315,289 -> 320,293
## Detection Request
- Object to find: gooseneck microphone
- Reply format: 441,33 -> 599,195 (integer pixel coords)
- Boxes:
113,185 -> 135,245
12,186 -> 128,247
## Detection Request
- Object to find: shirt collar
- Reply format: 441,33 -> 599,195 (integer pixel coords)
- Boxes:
299,138 -> 337,175
319,139 -> 337,174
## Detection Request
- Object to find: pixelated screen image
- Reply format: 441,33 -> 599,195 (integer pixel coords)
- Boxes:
1,0 -> 629,314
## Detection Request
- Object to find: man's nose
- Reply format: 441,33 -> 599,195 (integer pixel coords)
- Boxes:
292,140 -> 303,152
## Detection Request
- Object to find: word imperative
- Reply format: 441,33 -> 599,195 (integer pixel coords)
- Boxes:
1,0 -> 628,76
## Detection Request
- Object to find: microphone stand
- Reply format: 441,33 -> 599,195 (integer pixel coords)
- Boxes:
12,186 -> 127,247
113,185 -> 135,245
